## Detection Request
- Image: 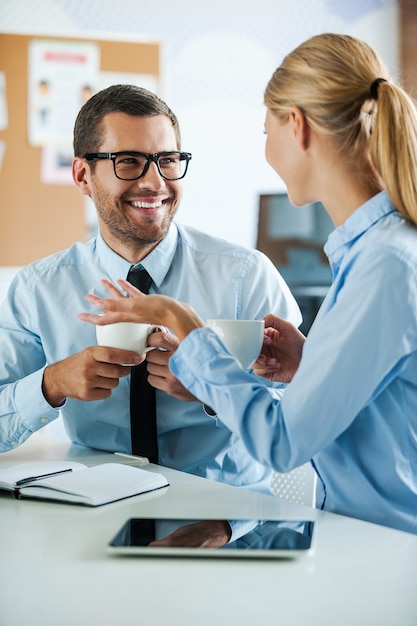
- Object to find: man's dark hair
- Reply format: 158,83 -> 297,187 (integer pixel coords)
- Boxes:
73,84 -> 181,156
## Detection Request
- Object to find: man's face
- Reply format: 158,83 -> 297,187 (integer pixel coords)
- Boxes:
75,112 -> 183,261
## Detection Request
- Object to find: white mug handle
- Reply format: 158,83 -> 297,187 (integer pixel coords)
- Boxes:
141,325 -> 165,353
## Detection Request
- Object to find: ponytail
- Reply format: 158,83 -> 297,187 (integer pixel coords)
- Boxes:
370,81 -> 417,225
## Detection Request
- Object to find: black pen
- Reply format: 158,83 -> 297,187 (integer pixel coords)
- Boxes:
15,469 -> 73,487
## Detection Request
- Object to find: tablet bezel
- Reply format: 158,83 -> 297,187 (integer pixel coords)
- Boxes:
107,518 -> 316,560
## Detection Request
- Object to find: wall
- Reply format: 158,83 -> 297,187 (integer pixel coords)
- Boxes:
400,0 -> 417,95
0,34 -> 160,265
0,0 -> 400,259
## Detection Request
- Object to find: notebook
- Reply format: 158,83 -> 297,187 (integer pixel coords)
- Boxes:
0,460 -> 168,506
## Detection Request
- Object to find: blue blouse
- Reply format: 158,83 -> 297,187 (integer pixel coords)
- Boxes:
170,192 -> 417,534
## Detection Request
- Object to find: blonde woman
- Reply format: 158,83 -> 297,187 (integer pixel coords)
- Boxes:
80,34 -> 417,535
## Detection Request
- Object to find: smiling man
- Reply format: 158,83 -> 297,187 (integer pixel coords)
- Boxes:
0,84 -> 301,495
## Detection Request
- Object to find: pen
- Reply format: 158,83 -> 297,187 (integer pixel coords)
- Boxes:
15,469 -> 73,487
114,452 -> 149,465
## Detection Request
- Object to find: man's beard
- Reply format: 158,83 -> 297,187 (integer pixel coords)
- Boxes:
94,186 -> 177,248
100,209 -> 171,247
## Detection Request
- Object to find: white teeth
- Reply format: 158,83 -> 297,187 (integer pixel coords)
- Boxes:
131,200 -> 163,209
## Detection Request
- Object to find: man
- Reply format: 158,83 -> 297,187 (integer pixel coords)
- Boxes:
0,84 -> 301,495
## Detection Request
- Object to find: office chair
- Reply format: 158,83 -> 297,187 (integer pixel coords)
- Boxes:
270,462 -> 317,507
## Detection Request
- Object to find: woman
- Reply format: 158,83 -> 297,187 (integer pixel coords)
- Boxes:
79,33 -> 417,534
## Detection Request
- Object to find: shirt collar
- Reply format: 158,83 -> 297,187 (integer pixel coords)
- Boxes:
324,191 -> 397,275
96,223 -> 179,287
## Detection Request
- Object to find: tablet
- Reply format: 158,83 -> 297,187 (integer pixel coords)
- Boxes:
107,518 -> 316,559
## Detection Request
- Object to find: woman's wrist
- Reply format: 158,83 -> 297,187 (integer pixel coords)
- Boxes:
167,301 -> 205,340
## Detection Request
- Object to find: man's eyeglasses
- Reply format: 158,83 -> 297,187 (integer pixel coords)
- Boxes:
83,151 -> 192,181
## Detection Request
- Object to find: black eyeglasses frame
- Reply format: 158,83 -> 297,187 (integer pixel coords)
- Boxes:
83,150 -> 192,181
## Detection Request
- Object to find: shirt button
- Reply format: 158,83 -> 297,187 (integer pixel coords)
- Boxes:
40,417 -> 49,424
11,441 -> 18,447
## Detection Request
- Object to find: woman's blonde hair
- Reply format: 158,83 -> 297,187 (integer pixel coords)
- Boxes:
265,33 -> 417,225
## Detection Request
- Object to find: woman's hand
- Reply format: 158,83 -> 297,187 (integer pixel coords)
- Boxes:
253,314 -> 306,383
78,278 -> 204,341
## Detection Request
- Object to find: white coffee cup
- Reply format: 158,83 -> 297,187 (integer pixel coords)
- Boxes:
96,322 -> 163,355
206,319 -> 265,369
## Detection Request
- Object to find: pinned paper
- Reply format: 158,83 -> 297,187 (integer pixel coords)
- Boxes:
28,39 -> 100,146
0,72 -> 8,130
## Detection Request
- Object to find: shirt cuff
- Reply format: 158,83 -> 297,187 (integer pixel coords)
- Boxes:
14,367 -> 63,433
228,519 -> 260,542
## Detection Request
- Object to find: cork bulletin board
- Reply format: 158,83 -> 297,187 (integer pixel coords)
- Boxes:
0,33 -> 160,266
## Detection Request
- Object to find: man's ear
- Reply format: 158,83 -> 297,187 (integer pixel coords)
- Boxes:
288,106 -> 310,150
72,157 -> 92,195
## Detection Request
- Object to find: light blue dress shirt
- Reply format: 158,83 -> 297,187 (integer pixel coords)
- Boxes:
170,192 -> 417,534
0,222 -> 301,495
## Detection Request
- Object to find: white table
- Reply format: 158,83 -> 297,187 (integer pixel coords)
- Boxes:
1,434 -> 416,626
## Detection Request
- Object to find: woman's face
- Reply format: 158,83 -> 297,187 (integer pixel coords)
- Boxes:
264,109 -> 291,179
264,108 -> 309,207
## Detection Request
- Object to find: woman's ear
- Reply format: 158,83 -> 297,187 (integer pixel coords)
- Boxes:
288,106 -> 310,150
72,157 -> 92,196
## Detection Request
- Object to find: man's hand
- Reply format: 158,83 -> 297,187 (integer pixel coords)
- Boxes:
149,520 -> 232,548
253,314 -> 306,383
42,346 -> 143,407
145,329 -> 198,402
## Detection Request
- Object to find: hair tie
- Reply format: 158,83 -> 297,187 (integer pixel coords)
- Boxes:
370,78 -> 387,100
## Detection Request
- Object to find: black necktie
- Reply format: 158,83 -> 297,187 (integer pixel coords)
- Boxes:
126,267 -> 158,463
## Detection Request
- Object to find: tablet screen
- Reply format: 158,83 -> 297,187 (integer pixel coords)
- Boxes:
108,518 -> 315,559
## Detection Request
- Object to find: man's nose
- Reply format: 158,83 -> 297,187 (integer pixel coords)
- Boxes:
137,160 -> 166,188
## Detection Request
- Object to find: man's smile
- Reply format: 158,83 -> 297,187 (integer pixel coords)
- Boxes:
130,199 -> 164,209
